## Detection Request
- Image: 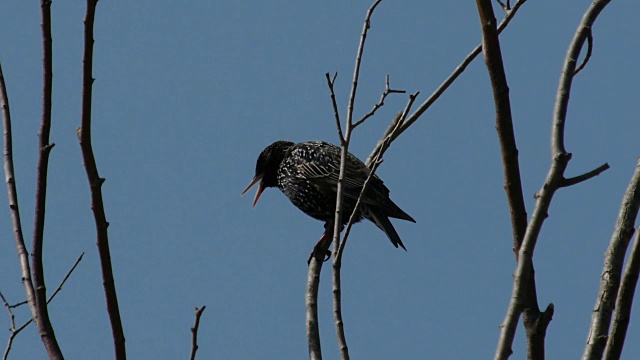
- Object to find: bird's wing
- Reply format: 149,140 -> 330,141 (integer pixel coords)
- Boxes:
295,146 -> 388,205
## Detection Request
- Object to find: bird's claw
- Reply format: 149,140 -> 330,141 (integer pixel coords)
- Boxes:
307,248 -> 332,265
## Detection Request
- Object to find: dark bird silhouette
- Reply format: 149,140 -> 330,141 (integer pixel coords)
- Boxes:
242,140 -> 415,250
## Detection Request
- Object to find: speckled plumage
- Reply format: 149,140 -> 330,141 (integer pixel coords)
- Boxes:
243,140 -> 415,250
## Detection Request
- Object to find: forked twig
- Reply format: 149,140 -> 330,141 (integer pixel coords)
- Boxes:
2,253 -> 85,360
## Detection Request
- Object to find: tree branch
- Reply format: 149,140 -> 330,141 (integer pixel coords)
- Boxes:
0,59 -> 38,346
29,1 -> 65,357
367,0 -> 530,157
494,1 -> 612,359
1,253 -> 84,360
583,159 -> 640,360
189,306 -> 206,360
475,1 -> 551,358
603,222 -> 640,360
77,1 -> 127,359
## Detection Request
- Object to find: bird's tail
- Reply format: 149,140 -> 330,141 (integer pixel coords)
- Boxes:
384,200 -> 416,223
367,208 -> 407,251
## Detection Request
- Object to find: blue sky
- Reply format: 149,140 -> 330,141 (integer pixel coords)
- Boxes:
1,0 -> 639,359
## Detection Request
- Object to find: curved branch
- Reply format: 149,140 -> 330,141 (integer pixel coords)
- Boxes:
78,1 -> 127,359
584,160 -> 640,360
552,0 -> 610,156
573,29 -> 593,76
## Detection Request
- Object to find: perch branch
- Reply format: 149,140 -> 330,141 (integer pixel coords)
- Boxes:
584,159 -> 640,360
329,2 -> 382,359
306,229 -> 333,360
78,1 -> 127,359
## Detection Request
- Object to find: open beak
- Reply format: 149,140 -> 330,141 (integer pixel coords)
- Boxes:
241,174 -> 265,207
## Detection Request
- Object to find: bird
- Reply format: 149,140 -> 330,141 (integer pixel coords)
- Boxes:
242,140 -> 415,251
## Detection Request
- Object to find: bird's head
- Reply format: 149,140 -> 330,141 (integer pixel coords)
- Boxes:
242,141 -> 294,207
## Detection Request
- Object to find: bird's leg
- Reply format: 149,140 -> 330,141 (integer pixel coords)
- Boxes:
307,226 -> 333,265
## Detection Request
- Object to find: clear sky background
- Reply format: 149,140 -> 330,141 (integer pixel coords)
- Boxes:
1,1 -> 639,359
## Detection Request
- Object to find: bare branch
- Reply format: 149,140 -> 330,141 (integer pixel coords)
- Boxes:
494,1 -> 613,359
325,73 -> 344,143
332,90 -> 417,360
189,306 -> 206,360
552,1 -> 610,157
0,62 -> 37,332
77,1 -> 127,359
2,253 -> 84,360
26,1 -> 66,358
0,290 -> 17,360
475,1 -> 549,357
574,29 -> 593,76
345,0 -> 382,130
584,159 -> 640,360
560,162 -> 610,187
392,0 -> 529,145
46,253 -> 85,305
353,75 -> 406,128
603,224 -> 640,360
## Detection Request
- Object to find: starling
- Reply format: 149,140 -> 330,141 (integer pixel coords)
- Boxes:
242,140 -> 415,250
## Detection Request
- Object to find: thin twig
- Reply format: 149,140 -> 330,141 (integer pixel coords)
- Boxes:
2,253 -> 84,360
603,224 -> 640,360
574,29 -> 593,76
326,73 -> 344,143
189,306 -> 206,360
584,159 -> 640,360
353,75 -> 406,128
0,290 -> 17,360
494,1 -> 612,359
78,1 -> 126,359
560,163 -> 610,187
365,0 -> 529,161
46,253 -> 85,304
